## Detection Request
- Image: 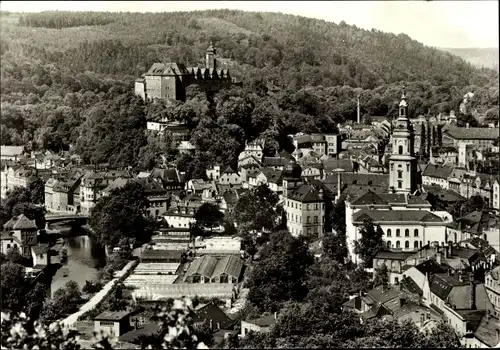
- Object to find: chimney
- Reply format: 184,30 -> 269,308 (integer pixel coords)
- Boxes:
337,172 -> 341,203
274,312 -> 277,320
458,271 -> 463,283
357,95 -> 361,124
470,273 -> 476,310
209,319 -> 213,330
318,188 -> 324,201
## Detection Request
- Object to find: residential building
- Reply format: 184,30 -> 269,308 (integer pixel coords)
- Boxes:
285,183 -> 325,238
2,214 -> 38,257
146,120 -> 190,146
443,126 -> 498,152
345,190 -> 448,264
206,165 -> 221,181
254,168 -> 283,194
164,194 -> 202,228
94,311 -> 133,337
493,178 -> 500,211
0,146 -> 24,161
218,166 -> 241,186
238,140 -> 264,163
485,267 -> 500,317
422,164 -> 455,190
241,314 -> 277,337
1,164 -> 35,198
79,170 -> 133,215
388,87 -> 418,194
44,172 -> 83,213
135,42 -> 236,102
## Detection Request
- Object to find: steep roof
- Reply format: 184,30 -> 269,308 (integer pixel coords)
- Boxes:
287,184 -> 324,203
353,209 -> 443,224
12,214 -> 37,230
415,259 -> 448,275
429,273 -> 469,301
322,158 -> 354,173
193,302 -> 233,330
259,168 -> 283,184
423,164 -> 455,179
246,314 -> 277,327
445,127 -> 498,140
222,166 -> 236,174
146,62 -> 189,76
262,156 -> 289,167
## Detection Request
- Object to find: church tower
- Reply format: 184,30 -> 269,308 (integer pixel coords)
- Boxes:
389,86 -> 417,194
206,41 -> 216,69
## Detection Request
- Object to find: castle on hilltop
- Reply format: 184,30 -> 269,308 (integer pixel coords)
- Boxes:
134,42 -> 241,102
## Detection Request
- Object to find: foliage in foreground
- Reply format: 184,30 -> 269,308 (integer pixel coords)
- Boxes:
1,298 -> 209,350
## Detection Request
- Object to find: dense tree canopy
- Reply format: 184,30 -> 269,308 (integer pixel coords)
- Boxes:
89,181 -> 156,248
246,230 -> 314,312
354,218 -> 385,268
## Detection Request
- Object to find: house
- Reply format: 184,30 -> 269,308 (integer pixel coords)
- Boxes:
183,254 -> 244,284
139,249 -> 184,264
193,302 -> 235,331
485,266 -> 500,317
422,164 -> 455,190
149,167 -> 183,191
186,179 -> 213,195
254,168 -> 283,193
218,166 -> 241,185
433,146 -> 459,166
135,42 -> 236,102
45,172 -> 83,213
422,186 -> 465,210
1,145 -> 24,161
443,126 -> 498,152
206,165 -> 221,181
359,155 -> 386,174
373,251 -> 415,285
345,190 -> 441,264
94,311 -> 133,337
262,155 -> 290,171
1,164 -> 35,198
238,140 -> 264,163
2,214 -> 38,257
241,313 -> 277,337
80,170 -> 133,215
164,194 -> 201,228
31,244 -> 50,267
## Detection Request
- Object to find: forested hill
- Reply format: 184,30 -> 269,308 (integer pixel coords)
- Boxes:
1,10 -> 498,170
440,47 -> 499,71
0,10 -> 497,89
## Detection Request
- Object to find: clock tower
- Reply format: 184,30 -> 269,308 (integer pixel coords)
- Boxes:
389,86 -> 417,194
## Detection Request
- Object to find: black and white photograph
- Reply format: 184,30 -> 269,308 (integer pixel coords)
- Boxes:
0,0 -> 499,348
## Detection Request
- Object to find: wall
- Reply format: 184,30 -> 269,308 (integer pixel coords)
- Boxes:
240,321 -> 270,337
164,214 -> 196,229
94,320 -> 120,337
219,172 -> 241,185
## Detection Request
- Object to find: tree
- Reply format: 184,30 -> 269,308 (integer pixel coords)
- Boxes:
373,262 -> 389,286
194,203 -> 224,233
27,175 -> 45,204
322,231 -> 348,263
437,125 -> 443,148
354,218 -> 384,268
233,184 -> 282,234
247,230 -> 313,312
89,181 -> 155,248
1,262 -> 28,312
420,124 -> 426,157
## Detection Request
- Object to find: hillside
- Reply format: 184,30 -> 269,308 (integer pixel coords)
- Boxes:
0,10 -> 497,89
0,10 -> 498,169
440,47 -> 499,71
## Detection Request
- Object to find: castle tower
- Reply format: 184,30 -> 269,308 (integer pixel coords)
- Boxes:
206,41 -> 216,70
388,86 -> 417,194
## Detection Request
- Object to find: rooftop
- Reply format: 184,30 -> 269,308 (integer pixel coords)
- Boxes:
94,311 -> 131,321
353,209 -> 443,224
445,127 -> 499,140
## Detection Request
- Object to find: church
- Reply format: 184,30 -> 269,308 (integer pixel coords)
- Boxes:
345,87 -> 453,264
134,42 -> 240,102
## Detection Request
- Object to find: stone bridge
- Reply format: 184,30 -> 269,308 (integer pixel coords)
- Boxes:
44,214 -> 89,230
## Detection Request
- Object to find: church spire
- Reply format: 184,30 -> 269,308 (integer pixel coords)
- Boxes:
399,84 -> 408,118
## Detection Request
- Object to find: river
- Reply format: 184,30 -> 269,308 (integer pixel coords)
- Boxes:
50,225 -> 107,296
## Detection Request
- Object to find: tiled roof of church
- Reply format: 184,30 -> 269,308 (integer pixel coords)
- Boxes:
353,209 -> 443,224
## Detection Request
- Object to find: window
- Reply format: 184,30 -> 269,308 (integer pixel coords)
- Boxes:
396,229 -> 400,237
414,241 -> 419,249
387,229 -> 392,237
307,228 -> 311,235
405,229 -> 410,237
99,321 -> 115,326
407,164 -> 410,172
315,204 -> 318,210
395,277 -> 399,284
398,181 -> 402,189
396,241 -> 400,248
314,216 -> 318,224
398,146 -> 403,154
398,171 -> 403,179
405,241 -> 410,249
414,229 -> 419,237
307,216 -> 311,224
391,164 -> 394,171
420,241 -> 422,248
387,241 -> 392,248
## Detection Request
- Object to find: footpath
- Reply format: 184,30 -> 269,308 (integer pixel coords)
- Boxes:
62,260 -> 138,328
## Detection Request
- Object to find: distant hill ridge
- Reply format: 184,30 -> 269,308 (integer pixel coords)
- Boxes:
0,10 -> 497,89
440,47 -> 499,71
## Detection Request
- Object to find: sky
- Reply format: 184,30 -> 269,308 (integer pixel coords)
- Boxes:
1,1 -> 498,48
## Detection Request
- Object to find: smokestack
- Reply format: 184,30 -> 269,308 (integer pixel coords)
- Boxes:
357,95 -> 360,124
337,173 -> 341,202
470,273 -> 476,310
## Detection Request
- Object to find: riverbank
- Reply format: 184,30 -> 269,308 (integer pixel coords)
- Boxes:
62,259 -> 138,328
